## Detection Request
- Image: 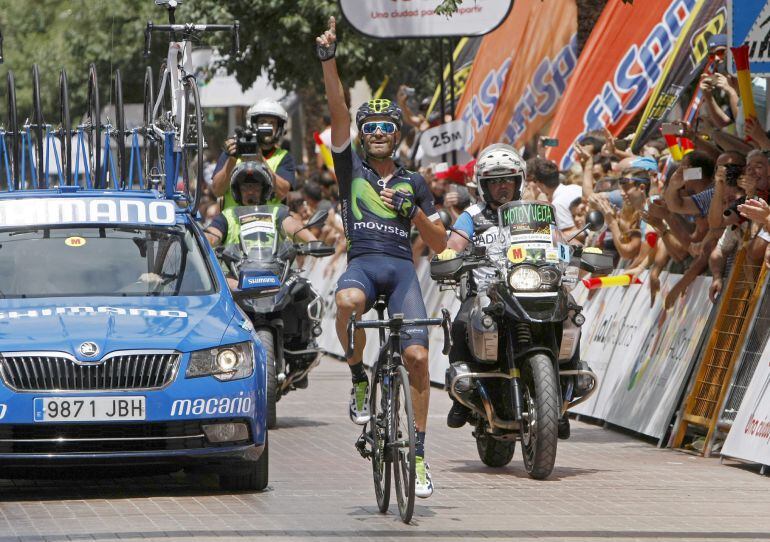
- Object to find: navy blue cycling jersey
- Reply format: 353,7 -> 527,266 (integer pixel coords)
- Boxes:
332,140 -> 438,261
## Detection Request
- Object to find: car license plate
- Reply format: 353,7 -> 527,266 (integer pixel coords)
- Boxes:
33,396 -> 146,422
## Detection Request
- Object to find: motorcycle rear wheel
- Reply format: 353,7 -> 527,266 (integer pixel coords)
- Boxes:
476,434 -> 515,467
520,353 -> 559,479
256,328 -> 278,429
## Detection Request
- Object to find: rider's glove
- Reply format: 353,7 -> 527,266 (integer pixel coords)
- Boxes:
316,42 -> 336,62
392,190 -> 418,220
437,248 -> 457,261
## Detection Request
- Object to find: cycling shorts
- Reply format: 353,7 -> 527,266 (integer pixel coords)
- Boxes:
336,254 -> 429,349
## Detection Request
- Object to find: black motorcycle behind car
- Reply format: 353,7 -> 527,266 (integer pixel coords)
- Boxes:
431,201 -> 612,479
217,207 -> 334,428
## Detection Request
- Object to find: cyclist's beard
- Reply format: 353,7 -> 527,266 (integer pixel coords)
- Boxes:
365,136 -> 395,160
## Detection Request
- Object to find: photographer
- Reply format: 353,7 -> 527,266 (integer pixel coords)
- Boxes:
211,99 -> 297,209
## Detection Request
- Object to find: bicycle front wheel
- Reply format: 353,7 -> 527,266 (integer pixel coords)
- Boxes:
142,66 -> 156,186
6,71 -> 18,189
113,69 -> 126,189
369,367 -> 390,513
181,76 -> 203,213
31,64 -> 44,188
59,69 -> 72,186
86,64 -> 101,187
391,364 -> 416,524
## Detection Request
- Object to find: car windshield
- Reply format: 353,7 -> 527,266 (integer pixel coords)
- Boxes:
0,225 -> 215,298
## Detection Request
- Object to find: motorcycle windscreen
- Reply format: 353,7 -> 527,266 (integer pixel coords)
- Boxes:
238,208 -> 279,261
497,201 -> 564,266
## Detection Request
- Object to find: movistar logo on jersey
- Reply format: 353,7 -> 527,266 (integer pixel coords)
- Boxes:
351,177 -> 413,220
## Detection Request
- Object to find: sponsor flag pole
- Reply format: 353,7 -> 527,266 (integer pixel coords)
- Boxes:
449,37 -> 457,165
439,38 -> 447,162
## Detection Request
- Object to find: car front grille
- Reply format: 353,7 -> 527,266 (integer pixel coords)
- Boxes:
0,352 -> 180,391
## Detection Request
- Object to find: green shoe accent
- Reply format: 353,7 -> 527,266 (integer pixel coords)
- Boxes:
354,381 -> 368,412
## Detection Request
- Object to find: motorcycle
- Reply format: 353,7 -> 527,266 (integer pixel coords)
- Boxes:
217,206 -> 335,429
431,201 -> 612,479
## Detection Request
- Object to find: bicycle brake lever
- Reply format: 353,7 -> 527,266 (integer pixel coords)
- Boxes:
144,22 -> 153,58
440,308 -> 452,356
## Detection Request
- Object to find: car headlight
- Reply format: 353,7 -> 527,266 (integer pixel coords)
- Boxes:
187,342 -> 254,381
509,266 -> 542,291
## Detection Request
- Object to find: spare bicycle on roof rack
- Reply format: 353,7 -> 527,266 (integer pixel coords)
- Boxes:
143,0 -> 240,212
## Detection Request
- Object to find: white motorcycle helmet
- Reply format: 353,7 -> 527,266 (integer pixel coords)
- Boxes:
247,99 -> 289,141
475,143 -> 526,205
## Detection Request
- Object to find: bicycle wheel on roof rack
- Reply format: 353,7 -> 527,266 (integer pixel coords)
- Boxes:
59,69 -> 72,186
86,63 -> 101,187
113,69 -> 126,189
142,66 -> 157,186
6,71 -> 18,189
180,75 -> 203,213
31,64 -> 44,188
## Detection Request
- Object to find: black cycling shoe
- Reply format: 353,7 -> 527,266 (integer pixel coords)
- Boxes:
558,416 -> 571,440
447,400 -> 471,428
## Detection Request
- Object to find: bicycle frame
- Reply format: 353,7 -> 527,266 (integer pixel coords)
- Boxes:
151,40 -> 193,152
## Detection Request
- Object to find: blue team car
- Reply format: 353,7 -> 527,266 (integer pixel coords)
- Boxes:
0,188 -> 268,490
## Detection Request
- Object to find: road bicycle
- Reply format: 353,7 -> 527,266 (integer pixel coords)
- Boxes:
143,0 -> 239,211
350,296 -> 451,523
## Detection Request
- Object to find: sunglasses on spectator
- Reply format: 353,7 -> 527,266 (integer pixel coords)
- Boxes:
485,175 -> 522,186
361,121 -> 397,135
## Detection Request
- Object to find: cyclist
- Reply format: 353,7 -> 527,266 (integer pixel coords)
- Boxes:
211,99 -> 296,209
205,161 -> 315,271
438,144 -> 584,438
317,17 -> 447,498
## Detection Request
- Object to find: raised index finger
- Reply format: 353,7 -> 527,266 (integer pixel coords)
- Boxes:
329,16 -> 336,34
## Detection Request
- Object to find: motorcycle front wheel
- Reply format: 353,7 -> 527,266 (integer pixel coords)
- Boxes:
256,328 -> 278,429
519,353 -> 559,479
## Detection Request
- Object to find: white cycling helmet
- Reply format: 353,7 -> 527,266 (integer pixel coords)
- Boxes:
475,143 -> 526,205
247,99 -> 288,140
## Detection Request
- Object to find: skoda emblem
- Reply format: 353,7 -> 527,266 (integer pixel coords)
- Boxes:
79,342 -> 100,358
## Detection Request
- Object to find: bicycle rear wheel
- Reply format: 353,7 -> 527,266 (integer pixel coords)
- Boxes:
391,364 -> 416,523
142,66 -> 157,186
59,69 -> 71,186
86,64 -> 101,187
31,64 -> 44,188
113,69 -> 126,188
181,76 -> 203,213
6,71 -> 18,189
369,367 -> 391,513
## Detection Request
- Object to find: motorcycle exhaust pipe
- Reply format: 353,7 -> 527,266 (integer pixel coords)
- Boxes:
448,371 -> 520,431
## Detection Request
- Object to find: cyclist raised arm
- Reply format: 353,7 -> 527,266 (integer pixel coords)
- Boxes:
317,15 -> 446,499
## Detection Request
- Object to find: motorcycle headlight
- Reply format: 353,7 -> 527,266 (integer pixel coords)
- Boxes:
509,266 -> 542,291
187,342 -> 254,381
538,266 -> 561,287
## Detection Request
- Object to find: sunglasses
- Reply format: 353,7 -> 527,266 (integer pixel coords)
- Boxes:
361,121 -> 397,135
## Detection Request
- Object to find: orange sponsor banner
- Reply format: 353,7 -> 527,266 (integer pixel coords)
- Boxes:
547,0 -> 699,169
454,0 -> 578,156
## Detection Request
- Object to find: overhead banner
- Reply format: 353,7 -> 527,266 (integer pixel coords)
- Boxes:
455,0 -> 578,155
728,0 -> 770,76
547,0 -> 699,170
339,0 -> 512,39
427,37 -> 483,116
722,336 -> 770,464
631,2 -> 727,153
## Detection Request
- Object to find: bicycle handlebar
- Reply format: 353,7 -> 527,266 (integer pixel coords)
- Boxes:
345,308 -> 452,359
144,21 -> 241,58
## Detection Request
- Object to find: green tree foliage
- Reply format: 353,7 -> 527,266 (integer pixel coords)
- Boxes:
184,0 -> 445,101
0,1 -> 178,125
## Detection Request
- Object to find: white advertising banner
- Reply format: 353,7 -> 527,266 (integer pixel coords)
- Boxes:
722,338 -> 770,464
340,0 -> 513,39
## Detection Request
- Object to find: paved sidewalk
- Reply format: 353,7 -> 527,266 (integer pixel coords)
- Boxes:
0,358 -> 768,542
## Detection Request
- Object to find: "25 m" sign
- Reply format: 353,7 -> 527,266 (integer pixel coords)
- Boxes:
422,120 -> 468,157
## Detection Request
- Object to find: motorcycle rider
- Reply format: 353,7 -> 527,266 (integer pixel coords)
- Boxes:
211,99 -> 297,209
317,17 -> 447,498
204,161 -> 316,268
437,144 -> 578,438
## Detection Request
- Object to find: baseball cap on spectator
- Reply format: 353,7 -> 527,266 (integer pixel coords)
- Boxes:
708,34 -> 727,51
631,156 -> 659,173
